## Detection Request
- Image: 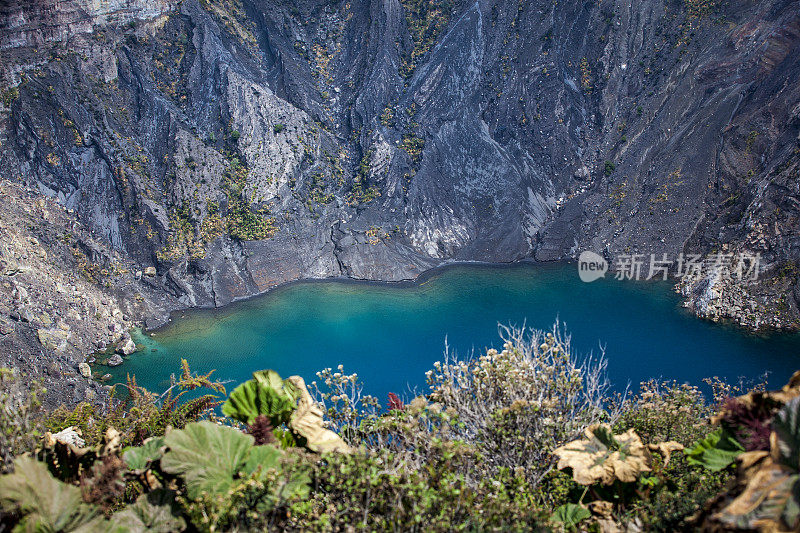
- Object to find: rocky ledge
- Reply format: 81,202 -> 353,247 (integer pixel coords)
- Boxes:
678,254 -> 800,331
0,180 -> 176,408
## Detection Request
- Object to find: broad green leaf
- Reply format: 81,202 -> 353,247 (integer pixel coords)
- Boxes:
123,436 -> 166,473
255,370 -> 303,405
551,503 -> 591,527
243,444 -> 283,475
686,428 -> 745,471
0,456 -> 100,532
160,421 -> 253,499
108,490 -> 186,533
253,370 -> 287,394
773,397 -> 800,470
253,370 -> 302,405
222,373 -> 296,426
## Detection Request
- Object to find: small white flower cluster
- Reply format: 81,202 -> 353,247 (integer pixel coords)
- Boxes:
308,323 -> 612,485
309,364 -> 379,439
423,323 -> 611,485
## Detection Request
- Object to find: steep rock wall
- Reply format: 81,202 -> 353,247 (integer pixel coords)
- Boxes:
0,0 -> 797,380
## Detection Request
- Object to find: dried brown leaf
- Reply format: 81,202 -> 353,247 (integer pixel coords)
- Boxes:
554,424 -> 651,485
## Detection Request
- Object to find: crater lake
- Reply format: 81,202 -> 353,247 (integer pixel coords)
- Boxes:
107,263 -> 800,400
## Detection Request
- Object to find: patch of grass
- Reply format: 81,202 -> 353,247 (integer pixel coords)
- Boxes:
399,0 -> 455,78
345,149 -> 381,206
0,87 -> 19,107
400,133 -> 425,165
223,159 -> 277,241
580,57 -> 592,92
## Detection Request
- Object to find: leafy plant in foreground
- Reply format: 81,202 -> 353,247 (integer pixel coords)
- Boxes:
685,427 -> 745,471
0,456 -> 102,531
695,390 -> 800,530
551,423 -> 689,528
2,324 -> 796,532
107,490 -> 186,532
139,421 -> 311,531
222,370 -> 299,427
160,421 -> 256,498
223,370 -> 351,453
554,424 -> 654,485
551,502 -> 591,528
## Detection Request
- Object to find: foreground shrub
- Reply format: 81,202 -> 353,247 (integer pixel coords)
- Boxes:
612,379 -> 712,446
44,360 -> 224,449
421,323 -> 612,484
1,323 -> 794,532
0,456 -> 102,531
0,368 -> 44,473
294,450 -> 545,532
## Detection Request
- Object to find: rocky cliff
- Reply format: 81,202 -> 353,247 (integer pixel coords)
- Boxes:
1,0 -> 799,403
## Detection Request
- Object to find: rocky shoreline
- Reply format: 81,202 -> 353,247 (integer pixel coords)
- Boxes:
0,181 -> 177,408
1,176 -> 797,410
677,255 -> 800,332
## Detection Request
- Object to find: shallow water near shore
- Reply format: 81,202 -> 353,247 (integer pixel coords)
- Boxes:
107,262 -> 800,400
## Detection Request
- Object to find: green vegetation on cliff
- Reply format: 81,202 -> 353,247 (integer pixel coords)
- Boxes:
399,0 -> 455,78
223,159 -> 277,241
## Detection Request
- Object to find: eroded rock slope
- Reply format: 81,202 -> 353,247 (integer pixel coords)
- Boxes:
1,0 -> 799,402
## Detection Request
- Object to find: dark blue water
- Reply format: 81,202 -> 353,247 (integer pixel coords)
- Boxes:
108,263 -> 800,400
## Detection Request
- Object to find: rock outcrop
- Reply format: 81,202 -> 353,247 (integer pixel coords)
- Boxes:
0,180 -> 172,407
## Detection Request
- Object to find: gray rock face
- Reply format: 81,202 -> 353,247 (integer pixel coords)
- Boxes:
107,354 -> 124,366
0,181 -> 169,408
0,0 -> 177,52
0,0 -> 798,328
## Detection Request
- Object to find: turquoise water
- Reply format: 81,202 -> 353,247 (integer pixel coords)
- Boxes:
108,263 -> 800,400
